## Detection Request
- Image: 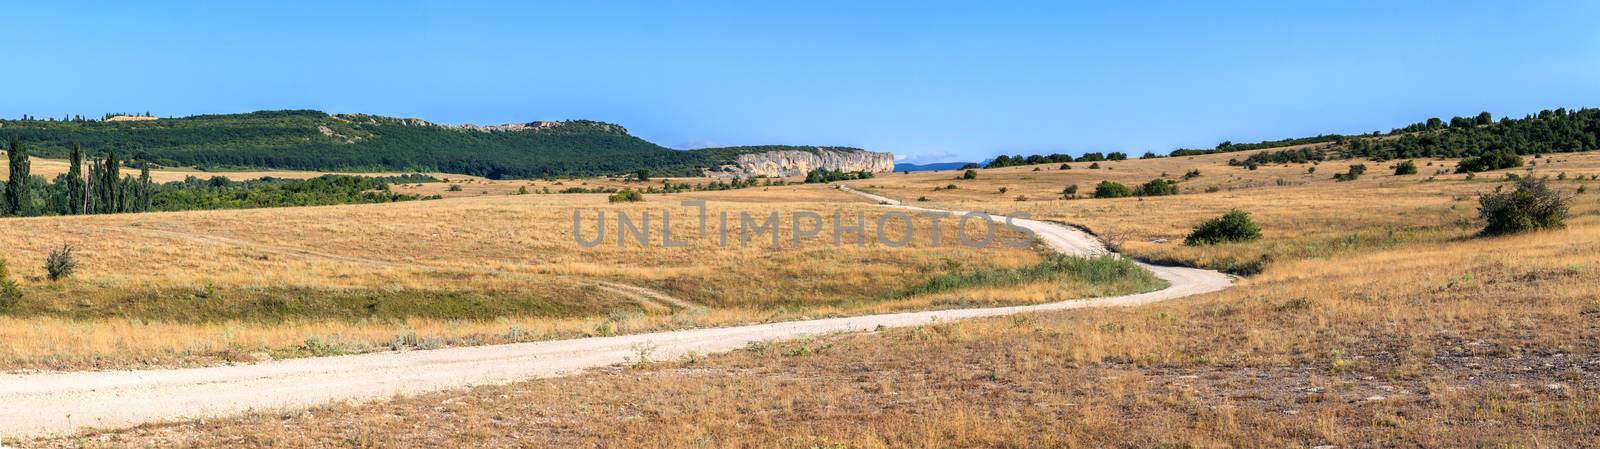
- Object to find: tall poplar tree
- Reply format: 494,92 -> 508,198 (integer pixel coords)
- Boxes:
4,138 -> 32,216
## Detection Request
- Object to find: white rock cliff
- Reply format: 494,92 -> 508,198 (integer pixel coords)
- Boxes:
715,148 -> 895,178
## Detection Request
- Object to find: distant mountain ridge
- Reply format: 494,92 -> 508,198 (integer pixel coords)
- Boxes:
0,110 -> 891,179
894,161 -> 975,172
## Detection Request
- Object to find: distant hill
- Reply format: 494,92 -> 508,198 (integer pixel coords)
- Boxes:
894,162 -> 975,172
0,110 -> 883,179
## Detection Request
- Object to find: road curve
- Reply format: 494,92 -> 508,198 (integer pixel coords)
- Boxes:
0,188 -> 1231,438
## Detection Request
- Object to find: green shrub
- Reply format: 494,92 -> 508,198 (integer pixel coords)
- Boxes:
1333,164 -> 1366,182
0,258 -> 21,309
961,170 -> 978,180
608,190 -> 645,203
1059,164 -> 1071,170
447,184 -> 463,192
1394,160 -> 1418,175
1136,178 -> 1180,196
1478,177 -> 1568,236
1093,181 -> 1133,198
1185,209 -> 1262,246
46,244 -> 77,281
1456,151 -> 1523,173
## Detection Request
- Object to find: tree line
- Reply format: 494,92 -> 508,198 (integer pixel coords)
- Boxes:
3,138 -> 433,217
4,139 -> 154,216
984,151 -> 1128,169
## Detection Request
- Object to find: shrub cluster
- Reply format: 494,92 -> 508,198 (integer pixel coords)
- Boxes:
608,190 -> 645,203
1393,160 -> 1419,175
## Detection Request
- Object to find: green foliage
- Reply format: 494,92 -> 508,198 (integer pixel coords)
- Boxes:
1394,160 -> 1419,175
1333,164 -> 1367,182
149,175 -> 430,211
45,244 -> 77,281
1455,151 -> 1524,173
1185,209 -> 1262,246
0,258 -> 20,309
608,190 -> 645,203
1135,178 -> 1180,196
1350,108 -> 1600,161
1172,135 -> 1344,157
804,168 -> 874,183
4,138 -> 33,216
901,255 -> 1164,297
1478,177 -> 1568,236
0,111 -> 861,179
1229,148 -> 1325,167
960,170 -> 978,180
1093,181 -> 1133,198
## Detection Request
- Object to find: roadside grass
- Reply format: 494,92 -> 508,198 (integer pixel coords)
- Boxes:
898,253 -> 1165,298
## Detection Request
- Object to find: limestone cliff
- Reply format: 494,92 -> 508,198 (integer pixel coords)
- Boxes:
712,147 -> 895,178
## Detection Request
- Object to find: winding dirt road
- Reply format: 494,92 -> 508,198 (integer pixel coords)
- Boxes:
0,189 -> 1230,438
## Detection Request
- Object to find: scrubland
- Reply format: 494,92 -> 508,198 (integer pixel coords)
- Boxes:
27,148 -> 1600,448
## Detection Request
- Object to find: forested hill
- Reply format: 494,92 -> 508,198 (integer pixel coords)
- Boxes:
1168,107 -> 1600,160
0,110 -> 830,178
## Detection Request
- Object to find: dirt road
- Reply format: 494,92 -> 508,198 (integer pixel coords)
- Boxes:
0,189 -> 1230,438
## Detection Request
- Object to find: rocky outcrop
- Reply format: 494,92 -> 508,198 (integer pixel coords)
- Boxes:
714,148 -> 895,178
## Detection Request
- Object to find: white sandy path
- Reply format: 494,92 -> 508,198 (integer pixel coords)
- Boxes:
0,187 -> 1231,438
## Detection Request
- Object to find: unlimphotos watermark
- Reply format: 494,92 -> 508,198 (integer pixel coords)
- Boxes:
573,200 -> 1035,248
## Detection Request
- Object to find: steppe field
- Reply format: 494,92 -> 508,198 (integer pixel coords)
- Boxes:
17,147 -> 1600,447
0,169 -> 1155,372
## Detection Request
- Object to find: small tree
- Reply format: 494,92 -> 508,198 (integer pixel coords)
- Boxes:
961,170 -> 978,180
46,244 -> 77,281
1478,177 -> 1568,236
1185,209 -> 1262,246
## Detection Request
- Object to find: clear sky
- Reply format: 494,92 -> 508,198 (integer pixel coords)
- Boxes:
3,1 -> 1599,163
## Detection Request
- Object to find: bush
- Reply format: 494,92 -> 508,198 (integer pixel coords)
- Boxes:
1062,185 -> 1079,196
1059,164 -> 1070,170
1136,178 -> 1179,196
1093,181 -> 1133,198
1185,209 -> 1262,246
1477,177 -> 1568,236
1088,162 -> 1101,169
961,170 -> 978,180
1333,164 -> 1366,182
1394,160 -> 1418,175
608,190 -> 645,203
1456,151 -> 1524,173
46,244 -> 77,281
447,184 -> 463,192
0,258 -> 20,309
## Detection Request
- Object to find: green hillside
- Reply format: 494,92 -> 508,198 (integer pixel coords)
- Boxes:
0,110 -> 835,179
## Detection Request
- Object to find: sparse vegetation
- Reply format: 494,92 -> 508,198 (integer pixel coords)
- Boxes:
607,190 -> 645,203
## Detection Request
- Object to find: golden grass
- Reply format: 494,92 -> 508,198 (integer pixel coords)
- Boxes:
0,184 -> 1104,370
30,150 -> 1600,447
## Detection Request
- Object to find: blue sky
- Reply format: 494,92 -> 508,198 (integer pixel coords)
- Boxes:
2,1 -> 1598,163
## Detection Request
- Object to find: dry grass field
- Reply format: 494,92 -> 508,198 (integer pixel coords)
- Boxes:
0,181 -> 1162,371
28,149 -> 1600,448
